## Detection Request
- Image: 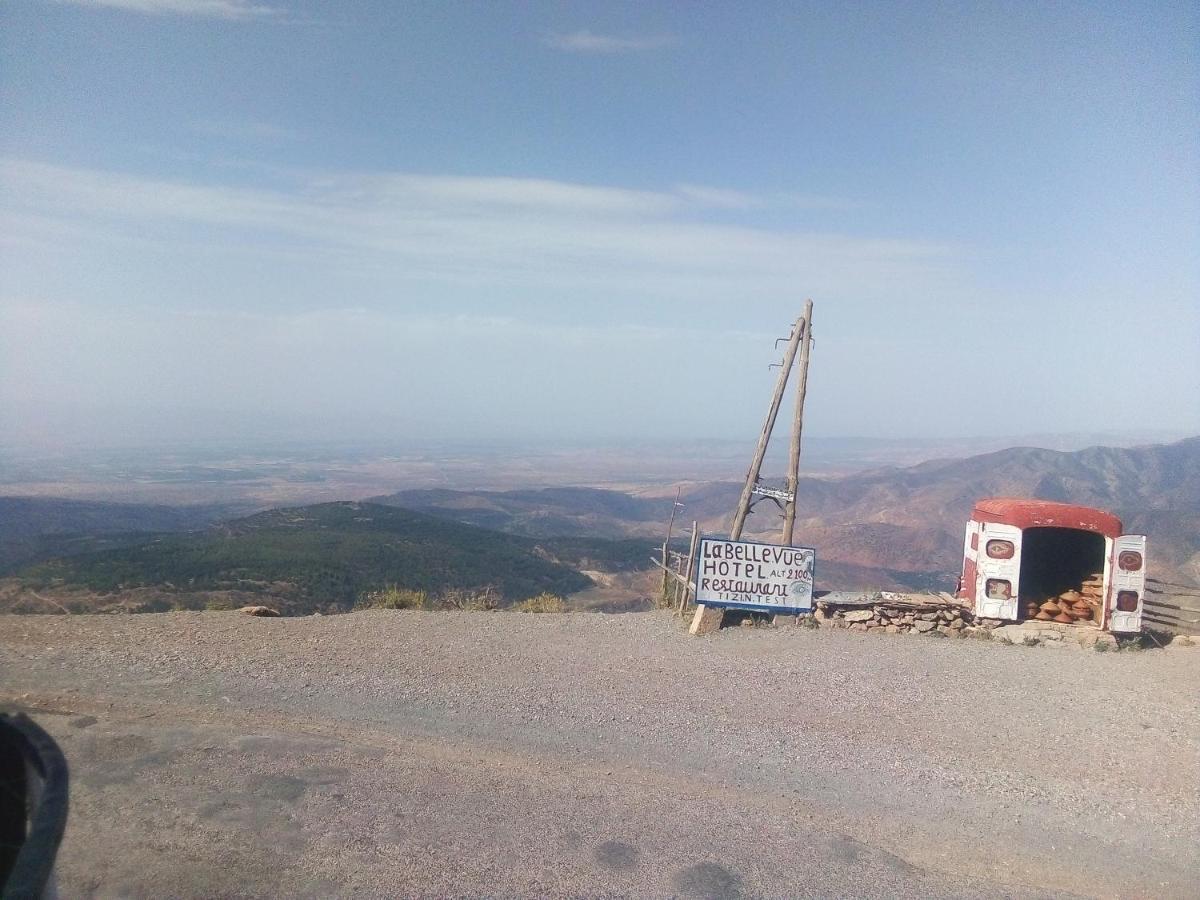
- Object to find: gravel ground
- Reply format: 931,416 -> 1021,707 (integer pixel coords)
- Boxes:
2,610 -> 1197,899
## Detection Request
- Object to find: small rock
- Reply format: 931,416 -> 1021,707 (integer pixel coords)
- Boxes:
849,623 -> 869,632
843,610 -> 874,623
918,612 -> 939,621
239,605 -> 280,618
913,620 -> 937,633
992,624 -> 1028,645
948,619 -> 966,630
884,625 -> 900,634
1078,630 -> 1116,649
1167,635 -> 1196,649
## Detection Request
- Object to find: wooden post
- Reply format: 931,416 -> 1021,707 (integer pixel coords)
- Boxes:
691,314 -> 807,636
677,521 -> 699,616
659,540 -> 671,607
660,486 -> 682,607
782,299 -> 813,546
671,551 -> 686,610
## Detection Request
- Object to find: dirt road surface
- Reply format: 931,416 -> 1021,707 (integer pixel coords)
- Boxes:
2,611 -> 1197,898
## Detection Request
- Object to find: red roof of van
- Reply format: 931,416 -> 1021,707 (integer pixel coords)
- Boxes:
972,498 -> 1122,538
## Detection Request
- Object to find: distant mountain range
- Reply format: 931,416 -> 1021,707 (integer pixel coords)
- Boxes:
2,437 -> 1195,612
376,436 -> 1200,589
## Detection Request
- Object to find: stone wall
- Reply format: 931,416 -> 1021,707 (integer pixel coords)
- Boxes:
804,596 -> 1132,649
812,598 -> 970,636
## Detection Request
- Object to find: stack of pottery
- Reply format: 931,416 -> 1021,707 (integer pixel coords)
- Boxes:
1059,589 -> 1094,621
1027,592 -> 1098,625
1080,573 -> 1104,609
1036,600 -> 1059,621
1052,607 -> 1075,623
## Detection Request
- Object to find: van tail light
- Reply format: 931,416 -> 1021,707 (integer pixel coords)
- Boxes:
985,579 -> 1012,600
1115,591 -> 1139,612
1118,551 -> 1143,571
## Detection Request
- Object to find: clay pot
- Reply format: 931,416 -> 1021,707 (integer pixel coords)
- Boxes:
1059,590 -> 1082,603
1073,606 -> 1094,620
1040,600 -> 1062,613
1034,611 -> 1054,620
1053,613 -> 1075,623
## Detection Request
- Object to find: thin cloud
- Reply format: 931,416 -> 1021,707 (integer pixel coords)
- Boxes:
190,119 -> 299,142
0,157 -> 955,302
544,30 -> 677,53
674,185 -> 759,211
54,0 -> 281,20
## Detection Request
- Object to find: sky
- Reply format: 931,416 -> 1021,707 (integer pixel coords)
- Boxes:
1,0 -> 1197,448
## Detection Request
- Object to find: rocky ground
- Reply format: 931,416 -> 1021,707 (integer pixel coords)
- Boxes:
2,610 -> 1197,899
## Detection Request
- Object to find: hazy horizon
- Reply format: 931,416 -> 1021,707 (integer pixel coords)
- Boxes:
2,1 -> 1197,450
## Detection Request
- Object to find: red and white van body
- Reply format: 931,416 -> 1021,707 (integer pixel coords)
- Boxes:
956,498 -> 1147,633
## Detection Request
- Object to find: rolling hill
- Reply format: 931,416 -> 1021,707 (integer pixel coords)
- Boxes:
372,486 -> 676,539
3,502 -> 651,615
0,496 -> 253,574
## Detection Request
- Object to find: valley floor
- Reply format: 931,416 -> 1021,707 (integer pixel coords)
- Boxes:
2,611 -> 1197,899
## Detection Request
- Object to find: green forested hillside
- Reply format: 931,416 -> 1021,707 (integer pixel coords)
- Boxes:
12,501 -> 604,611
0,496 -> 248,573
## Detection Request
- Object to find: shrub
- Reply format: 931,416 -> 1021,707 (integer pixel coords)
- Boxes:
356,586 -> 428,610
204,596 -> 237,611
514,593 -> 567,613
437,587 -> 500,611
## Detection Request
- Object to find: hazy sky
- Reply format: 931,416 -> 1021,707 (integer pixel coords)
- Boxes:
2,0 -> 1197,447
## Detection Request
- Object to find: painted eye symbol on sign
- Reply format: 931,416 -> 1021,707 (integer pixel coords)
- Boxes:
788,580 -> 809,598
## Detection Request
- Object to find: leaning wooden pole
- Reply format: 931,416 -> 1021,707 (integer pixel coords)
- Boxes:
728,316 -> 806,540
691,314 -> 807,636
782,299 -> 814,546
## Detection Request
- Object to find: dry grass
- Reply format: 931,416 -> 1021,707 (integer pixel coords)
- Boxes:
355,586 -> 508,612
514,593 -> 567,613
355,587 -> 428,610
435,587 -> 501,611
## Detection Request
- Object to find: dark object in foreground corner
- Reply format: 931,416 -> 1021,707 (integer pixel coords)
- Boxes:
0,714 -> 69,900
